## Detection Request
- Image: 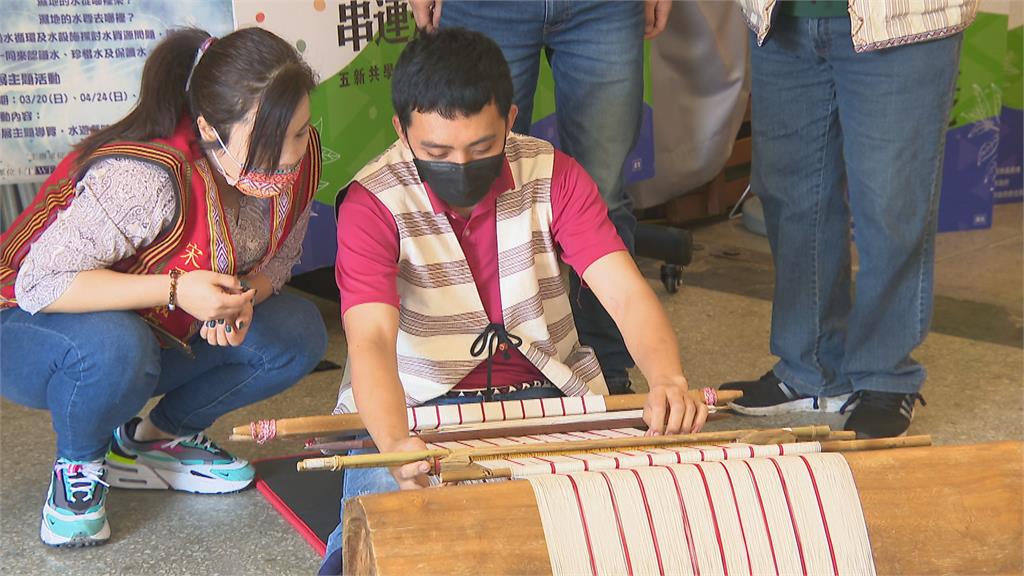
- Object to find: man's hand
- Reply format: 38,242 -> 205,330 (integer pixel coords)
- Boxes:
384,435 -> 432,490
409,0 -> 443,33
644,0 -> 672,40
643,376 -> 708,435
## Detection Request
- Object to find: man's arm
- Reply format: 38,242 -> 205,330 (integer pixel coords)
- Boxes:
548,152 -> 706,435
582,251 -> 708,435
343,302 -> 431,489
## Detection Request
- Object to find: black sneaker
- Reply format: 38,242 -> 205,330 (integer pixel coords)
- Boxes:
727,371 -> 850,415
720,370 -> 773,391
841,391 -> 925,439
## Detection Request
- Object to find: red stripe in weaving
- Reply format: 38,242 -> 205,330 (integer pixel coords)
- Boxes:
559,396 -> 566,415
534,455 -> 557,474
634,448 -> 660,466
500,399 -> 507,421
799,455 -> 839,575
664,466 -> 701,576
769,457 -> 808,576
718,462 -> 754,575
741,460 -> 780,576
629,469 -> 665,576
563,453 -> 591,471
567,475 -> 599,576
599,471 -> 635,576
696,465 -> 730,575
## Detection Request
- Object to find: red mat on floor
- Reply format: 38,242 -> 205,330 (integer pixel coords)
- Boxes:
252,454 -> 343,556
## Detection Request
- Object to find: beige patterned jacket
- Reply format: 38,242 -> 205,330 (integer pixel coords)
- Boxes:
737,0 -> 978,52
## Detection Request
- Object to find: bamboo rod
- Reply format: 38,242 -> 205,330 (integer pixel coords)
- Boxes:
438,435 -> 934,483
233,388 -> 743,442
821,435 -> 932,452
296,425 -> 831,472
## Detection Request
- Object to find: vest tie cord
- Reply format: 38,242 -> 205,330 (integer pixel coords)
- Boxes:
470,323 -> 524,402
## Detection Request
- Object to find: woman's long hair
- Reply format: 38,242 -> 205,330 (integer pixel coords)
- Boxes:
74,27 -> 316,173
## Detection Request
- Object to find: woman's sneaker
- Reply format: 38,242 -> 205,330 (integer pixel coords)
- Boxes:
105,418 -> 254,494
41,458 -> 110,548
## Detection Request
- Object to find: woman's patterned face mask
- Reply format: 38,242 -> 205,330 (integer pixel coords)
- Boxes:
209,127 -> 302,198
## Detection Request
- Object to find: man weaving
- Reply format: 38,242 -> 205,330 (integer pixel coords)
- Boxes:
321,28 -> 706,574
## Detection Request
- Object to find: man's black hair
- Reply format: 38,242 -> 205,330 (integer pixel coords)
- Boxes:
392,27 -> 513,129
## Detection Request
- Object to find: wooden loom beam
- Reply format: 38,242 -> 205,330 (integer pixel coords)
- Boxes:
343,441 -> 1024,575
230,389 -> 743,442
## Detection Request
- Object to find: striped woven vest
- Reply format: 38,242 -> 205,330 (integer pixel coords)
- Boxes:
0,115 -> 321,352
334,134 -> 608,413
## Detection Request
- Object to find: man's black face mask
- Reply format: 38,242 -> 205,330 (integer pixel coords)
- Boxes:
406,131 -> 506,208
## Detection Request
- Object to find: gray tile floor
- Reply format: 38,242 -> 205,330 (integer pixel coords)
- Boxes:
2,204 -> 1020,575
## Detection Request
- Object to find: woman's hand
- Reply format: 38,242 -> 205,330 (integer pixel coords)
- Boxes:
198,296 -> 254,347
176,270 -> 253,321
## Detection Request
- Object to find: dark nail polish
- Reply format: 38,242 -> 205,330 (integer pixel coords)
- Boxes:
225,325 -> 232,333
207,320 -> 216,328
217,319 -> 224,325
237,321 -> 245,329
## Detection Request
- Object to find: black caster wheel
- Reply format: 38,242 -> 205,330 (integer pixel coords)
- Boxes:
660,264 -> 682,294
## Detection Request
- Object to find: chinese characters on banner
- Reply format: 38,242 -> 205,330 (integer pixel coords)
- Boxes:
0,0 -> 234,185
232,0 -> 422,273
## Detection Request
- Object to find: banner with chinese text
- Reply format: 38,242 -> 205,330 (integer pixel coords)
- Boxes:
0,0 -> 235,184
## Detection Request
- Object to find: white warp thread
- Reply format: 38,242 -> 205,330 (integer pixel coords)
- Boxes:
407,395 -> 607,431
527,452 -> 875,576
430,428 -> 822,479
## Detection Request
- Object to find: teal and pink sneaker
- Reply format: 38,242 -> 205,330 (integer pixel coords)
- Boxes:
41,458 -> 110,547
105,418 -> 254,494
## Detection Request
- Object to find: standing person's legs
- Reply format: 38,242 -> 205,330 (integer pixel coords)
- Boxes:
544,0 -> 644,389
437,0 -> 545,135
749,17 -> 851,396
829,21 -> 962,434
728,17 -> 855,415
